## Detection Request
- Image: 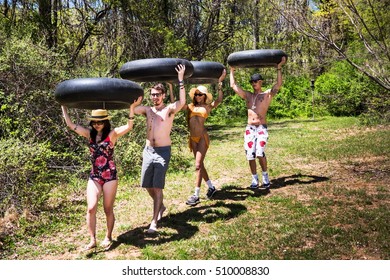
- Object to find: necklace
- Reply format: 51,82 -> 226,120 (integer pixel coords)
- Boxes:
251,93 -> 259,110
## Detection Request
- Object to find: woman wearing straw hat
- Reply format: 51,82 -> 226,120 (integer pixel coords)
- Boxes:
180,69 -> 226,206
61,96 -> 142,251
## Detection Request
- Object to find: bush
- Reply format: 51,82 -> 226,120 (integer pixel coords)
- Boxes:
0,139 -> 76,217
314,61 -> 385,120
270,76 -> 313,119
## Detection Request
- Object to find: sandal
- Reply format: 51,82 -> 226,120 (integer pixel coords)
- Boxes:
100,239 -> 113,250
82,242 -> 96,251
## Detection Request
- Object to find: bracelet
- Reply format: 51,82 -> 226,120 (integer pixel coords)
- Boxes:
74,124 -> 78,131
128,116 -> 134,120
178,80 -> 184,84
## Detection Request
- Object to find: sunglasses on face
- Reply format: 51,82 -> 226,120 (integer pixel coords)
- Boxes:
194,93 -> 205,97
150,93 -> 162,98
91,121 -> 104,126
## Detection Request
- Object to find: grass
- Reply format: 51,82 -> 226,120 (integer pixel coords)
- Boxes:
1,116 -> 389,260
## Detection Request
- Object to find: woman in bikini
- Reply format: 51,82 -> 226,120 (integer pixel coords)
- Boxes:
171,70 -> 226,205
61,96 -> 142,251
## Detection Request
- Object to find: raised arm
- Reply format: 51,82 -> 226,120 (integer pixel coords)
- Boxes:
167,83 -> 174,103
61,105 -> 90,138
134,95 -> 148,116
270,56 -> 287,96
113,96 -> 143,140
169,64 -> 186,113
211,68 -> 226,108
229,67 -> 247,100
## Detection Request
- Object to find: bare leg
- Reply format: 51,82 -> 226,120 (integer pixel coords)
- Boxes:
85,179 -> 102,249
192,137 -> 209,188
146,188 -> 163,232
249,159 -> 257,175
101,180 -> 118,245
259,156 -> 267,172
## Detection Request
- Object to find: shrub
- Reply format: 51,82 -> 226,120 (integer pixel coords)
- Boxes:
0,139 -> 76,217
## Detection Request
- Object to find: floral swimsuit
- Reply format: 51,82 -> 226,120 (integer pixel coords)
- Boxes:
89,136 -> 117,186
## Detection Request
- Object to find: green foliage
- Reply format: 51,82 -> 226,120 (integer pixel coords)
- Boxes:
209,93 -> 247,122
0,36 -> 68,142
0,138 -> 75,217
315,61 -> 387,122
270,76 -> 313,119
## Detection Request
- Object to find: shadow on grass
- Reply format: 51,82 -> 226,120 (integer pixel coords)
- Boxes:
271,174 -> 329,189
110,201 -> 247,250
215,174 -> 329,201
215,185 -> 271,201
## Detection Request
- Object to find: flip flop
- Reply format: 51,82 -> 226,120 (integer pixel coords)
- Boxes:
100,240 -> 113,250
82,243 -> 96,251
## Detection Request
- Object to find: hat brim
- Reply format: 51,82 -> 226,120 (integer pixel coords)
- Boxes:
189,87 -> 213,104
87,116 -> 112,121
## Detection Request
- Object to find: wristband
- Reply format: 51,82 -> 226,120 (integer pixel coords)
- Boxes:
128,116 -> 134,120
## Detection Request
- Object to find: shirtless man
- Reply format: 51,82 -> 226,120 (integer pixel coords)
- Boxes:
134,64 -> 186,233
230,57 -> 286,190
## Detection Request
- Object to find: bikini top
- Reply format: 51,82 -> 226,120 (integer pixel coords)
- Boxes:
188,103 -> 208,119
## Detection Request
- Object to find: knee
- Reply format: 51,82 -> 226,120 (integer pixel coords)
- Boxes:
87,205 -> 97,215
194,163 -> 201,171
103,205 -> 114,216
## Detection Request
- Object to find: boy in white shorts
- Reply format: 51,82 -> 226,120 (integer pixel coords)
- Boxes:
230,57 -> 286,189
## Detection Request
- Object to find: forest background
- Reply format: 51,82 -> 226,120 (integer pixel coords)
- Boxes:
0,0 -> 389,259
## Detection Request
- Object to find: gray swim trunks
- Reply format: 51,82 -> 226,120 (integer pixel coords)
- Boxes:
141,146 -> 171,189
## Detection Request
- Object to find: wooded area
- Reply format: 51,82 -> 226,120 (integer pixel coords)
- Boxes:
0,0 -> 389,235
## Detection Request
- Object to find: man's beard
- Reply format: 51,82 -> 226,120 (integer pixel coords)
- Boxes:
153,100 -> 162,106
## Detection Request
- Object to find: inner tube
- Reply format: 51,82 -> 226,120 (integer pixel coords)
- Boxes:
119,58 -> 194,82
54,78 -> 144,109
227,49 -> 287,68
186,61 -> 226,84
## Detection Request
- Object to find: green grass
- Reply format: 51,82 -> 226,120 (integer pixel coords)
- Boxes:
1,116 -> 389,260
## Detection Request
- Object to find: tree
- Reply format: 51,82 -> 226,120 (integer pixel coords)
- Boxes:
270,0 -> 390,91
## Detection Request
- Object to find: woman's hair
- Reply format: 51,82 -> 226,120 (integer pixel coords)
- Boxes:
89,120 -> 111,142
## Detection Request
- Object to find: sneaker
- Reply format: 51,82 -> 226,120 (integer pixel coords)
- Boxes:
262,182 -> 270,189
250,183 -> 259,189
206,187 -> 217,199
186,195 -> 200,206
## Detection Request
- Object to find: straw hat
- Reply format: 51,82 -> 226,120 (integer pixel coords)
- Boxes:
189,85 -> 213,104
87,109 -> 112,121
